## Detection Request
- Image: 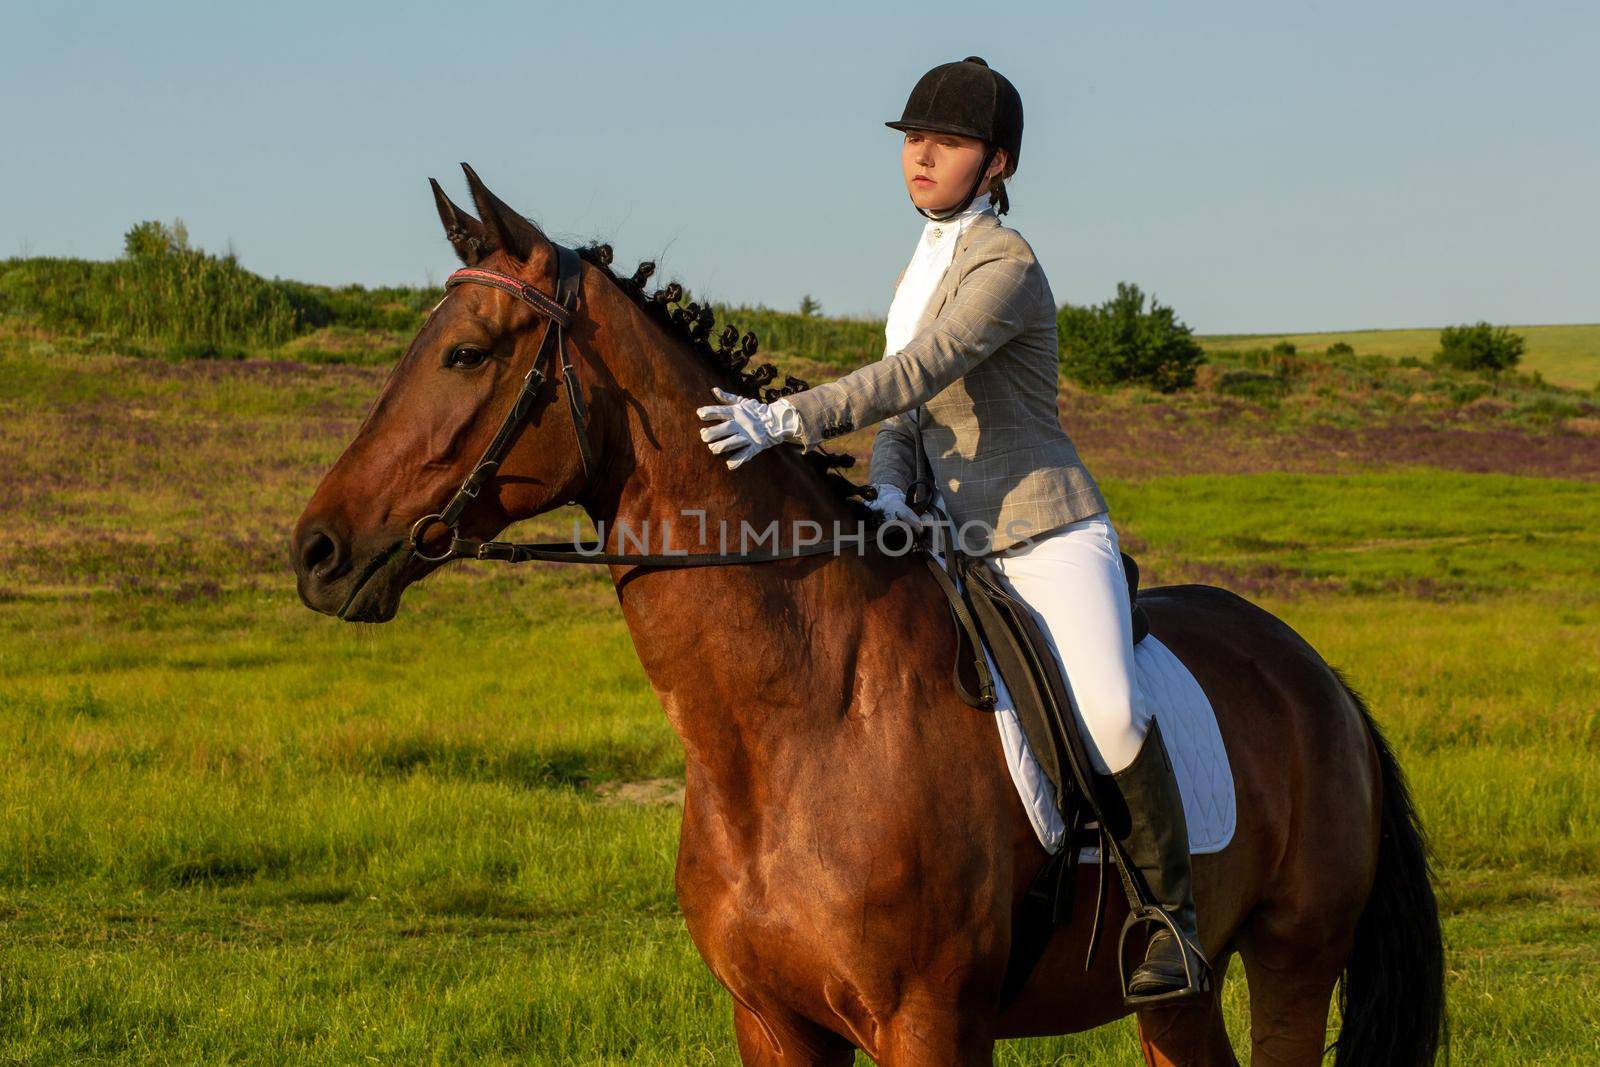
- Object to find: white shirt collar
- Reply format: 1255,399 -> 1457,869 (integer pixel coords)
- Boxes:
883,191 -> 996,360
919,191 -> 994,246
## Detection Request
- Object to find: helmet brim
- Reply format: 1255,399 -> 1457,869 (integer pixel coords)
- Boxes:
885,119 -> 991,142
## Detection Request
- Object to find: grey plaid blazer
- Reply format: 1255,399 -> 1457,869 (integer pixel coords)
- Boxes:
784,210 -> 1108,556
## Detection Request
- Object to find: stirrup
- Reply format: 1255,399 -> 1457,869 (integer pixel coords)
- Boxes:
1117,904 -> 1213,1008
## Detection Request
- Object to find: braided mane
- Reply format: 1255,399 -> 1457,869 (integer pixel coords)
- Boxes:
573,241 -> 873,513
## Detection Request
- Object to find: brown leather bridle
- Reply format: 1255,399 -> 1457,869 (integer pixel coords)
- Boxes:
407,244 -> 594,563
404,242 -> 891,569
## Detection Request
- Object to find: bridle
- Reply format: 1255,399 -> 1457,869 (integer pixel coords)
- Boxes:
407,243 -> 594,563
405,241 -> 882,569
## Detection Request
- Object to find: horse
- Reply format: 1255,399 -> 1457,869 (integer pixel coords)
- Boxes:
290,164 -> 1445,1066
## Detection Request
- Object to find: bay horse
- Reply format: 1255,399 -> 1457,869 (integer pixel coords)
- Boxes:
290,164 -> 1444,1065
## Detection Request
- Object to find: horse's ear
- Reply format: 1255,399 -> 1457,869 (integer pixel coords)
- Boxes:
460,161 -> 546,264
430,177 -> 490,266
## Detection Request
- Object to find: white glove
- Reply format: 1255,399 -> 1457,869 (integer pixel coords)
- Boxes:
864,482 -> 931,529
696,387 -> 802,470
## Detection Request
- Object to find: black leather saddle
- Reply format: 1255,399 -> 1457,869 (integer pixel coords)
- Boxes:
915,540 -> 1159,1009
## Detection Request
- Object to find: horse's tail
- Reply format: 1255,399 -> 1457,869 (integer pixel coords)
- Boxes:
1333,670 -> 1447,1066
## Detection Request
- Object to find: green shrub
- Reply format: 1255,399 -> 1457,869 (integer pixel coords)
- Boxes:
1435,321 -> 1525,373
1328,341 -> 1355,357
1057,282 -> 1205,392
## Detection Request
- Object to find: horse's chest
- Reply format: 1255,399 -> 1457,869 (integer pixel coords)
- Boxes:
672,798 -> 939,1005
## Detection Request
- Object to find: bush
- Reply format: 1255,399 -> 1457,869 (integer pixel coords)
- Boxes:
1434,321 -> 1525,373
1057,282 -> 1205,392
1328,341 -> 1355,357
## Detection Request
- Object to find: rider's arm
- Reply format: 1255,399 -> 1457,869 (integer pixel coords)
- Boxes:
868,408 -> 920,493
783,236 -> 1042,451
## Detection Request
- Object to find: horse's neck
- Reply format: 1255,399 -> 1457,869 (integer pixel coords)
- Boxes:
577,291 -> 841,557
577,286 -> 863,799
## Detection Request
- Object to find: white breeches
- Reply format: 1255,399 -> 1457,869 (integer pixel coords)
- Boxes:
985,511 -> 1153,775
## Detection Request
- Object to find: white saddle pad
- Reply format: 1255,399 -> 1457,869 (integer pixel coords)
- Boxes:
940,556 -> 1237,857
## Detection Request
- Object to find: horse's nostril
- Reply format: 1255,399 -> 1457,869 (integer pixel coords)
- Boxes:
296,525 -> 347,581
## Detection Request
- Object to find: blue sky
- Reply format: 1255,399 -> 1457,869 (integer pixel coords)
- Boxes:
4,1 -> 1595,333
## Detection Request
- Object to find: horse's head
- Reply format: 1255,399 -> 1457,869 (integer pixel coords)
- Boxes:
291,163 -> 598,622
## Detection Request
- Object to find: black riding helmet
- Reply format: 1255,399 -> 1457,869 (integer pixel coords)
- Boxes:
885,56 -> 1024,221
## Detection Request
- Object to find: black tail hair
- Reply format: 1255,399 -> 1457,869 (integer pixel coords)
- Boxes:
1333,668 -> 1448,1066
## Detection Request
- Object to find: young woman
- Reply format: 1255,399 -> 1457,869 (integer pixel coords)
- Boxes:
696,56 -> 1209,1006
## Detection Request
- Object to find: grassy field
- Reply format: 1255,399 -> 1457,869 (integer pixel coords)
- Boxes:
1198,322 -> 1600,391
2,333 -> 1598,1063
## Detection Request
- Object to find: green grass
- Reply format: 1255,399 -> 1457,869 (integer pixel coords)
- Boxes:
1,342 -> 1597,1062
1199,323 -> 1600,391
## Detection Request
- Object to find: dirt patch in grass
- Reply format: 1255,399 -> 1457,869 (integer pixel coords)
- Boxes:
591,777 -> 685,808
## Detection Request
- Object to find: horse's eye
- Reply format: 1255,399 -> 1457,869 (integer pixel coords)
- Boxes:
446,345 -> 488,369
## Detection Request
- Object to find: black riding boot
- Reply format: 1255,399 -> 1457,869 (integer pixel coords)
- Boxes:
1098,719 -> 1211,1007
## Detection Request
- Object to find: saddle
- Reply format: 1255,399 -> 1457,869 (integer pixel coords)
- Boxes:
915,539 -> 1160,1010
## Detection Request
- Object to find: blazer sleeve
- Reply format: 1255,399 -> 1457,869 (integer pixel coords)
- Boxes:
783,239 -> 1039,451
867,408 -> 919,491
865,263 -> 917,489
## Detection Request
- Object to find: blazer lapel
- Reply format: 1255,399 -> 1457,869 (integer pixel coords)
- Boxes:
913,211 -> 997,333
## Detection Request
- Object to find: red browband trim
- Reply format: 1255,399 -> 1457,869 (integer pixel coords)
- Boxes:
444,267 -> 573,328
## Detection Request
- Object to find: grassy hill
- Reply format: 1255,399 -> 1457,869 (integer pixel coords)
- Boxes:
0,244 -> 886,371
5,235 -> 1596,397
1198,323 -> 1600,391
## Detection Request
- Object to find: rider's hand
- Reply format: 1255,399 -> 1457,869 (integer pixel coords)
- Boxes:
696,387 -> 801,470
865,482 -> 930,529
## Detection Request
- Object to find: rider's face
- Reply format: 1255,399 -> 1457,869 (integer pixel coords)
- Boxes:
900,128 -> 1006,213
